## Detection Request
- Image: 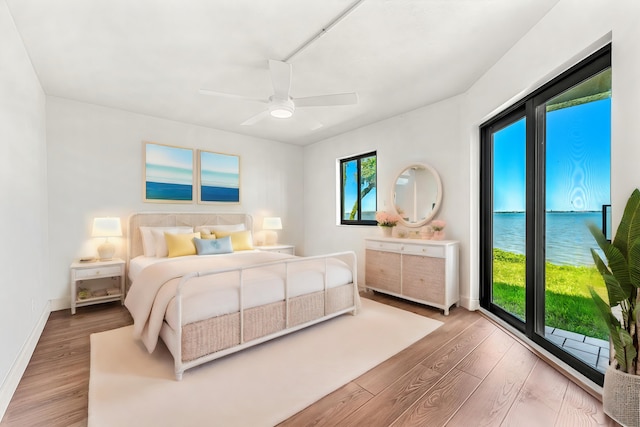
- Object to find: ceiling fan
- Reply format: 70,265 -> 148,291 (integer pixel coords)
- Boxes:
199,59 -> 358,127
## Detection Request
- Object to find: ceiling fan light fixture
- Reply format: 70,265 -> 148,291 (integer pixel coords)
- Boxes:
269,98 -> 295,119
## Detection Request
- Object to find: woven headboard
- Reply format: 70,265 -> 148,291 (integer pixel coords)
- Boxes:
127,212 -> 253,260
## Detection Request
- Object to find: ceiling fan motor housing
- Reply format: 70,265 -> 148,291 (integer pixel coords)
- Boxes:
268,96 -> 295,118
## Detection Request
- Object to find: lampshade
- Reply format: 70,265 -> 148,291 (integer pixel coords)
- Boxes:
262,217 -> 282,230
92,217 -> 122,260
92,217 -> 122,237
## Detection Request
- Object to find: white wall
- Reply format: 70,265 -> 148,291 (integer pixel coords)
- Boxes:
305,0 -> 640,312
464,0 -> 639,308
303,96 -> 466,299
46,97 -> 304,308
0,0 -> 49,417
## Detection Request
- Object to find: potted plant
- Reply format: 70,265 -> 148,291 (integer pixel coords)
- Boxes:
375,211 -> 401,237
430,219 -> 447,240
588,188 -> 640,426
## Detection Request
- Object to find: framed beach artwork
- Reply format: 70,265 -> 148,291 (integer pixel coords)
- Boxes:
198,150 -> 240,204
143,142 -> 194,203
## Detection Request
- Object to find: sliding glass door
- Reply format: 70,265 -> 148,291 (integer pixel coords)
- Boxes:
481,46 -> 611,385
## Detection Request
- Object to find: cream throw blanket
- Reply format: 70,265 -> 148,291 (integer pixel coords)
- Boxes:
124,251 -> 357,354
125,251 -> 293,353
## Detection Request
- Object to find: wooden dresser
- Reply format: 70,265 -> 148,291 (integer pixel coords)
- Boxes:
365,237 -> 459,315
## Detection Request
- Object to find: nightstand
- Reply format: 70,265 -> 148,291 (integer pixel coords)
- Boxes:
70,258 -> 126,314
255,244 -> 295,255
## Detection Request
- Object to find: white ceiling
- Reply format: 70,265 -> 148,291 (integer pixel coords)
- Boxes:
6,0 -> 560,145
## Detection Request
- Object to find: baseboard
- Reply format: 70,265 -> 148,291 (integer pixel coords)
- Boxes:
460,295 -> 479,311
49,296 -> 69,312
0,301 -> 51,422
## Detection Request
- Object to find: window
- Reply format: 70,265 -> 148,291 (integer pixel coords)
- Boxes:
340,152 -> 377,225
480,45 -> 611,385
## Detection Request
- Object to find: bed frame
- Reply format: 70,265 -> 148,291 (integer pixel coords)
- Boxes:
127,212 -> 358,380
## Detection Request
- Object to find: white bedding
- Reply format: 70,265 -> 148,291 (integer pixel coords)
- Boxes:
125,251 -> 354,353
128,251 -> 257,282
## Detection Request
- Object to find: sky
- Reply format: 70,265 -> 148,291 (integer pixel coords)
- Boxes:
145,143 -> 193,170
493,98 -> 611,212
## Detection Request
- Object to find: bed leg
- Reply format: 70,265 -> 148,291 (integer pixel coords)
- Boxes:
175,371 -> 183,381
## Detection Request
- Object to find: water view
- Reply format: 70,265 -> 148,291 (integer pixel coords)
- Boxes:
493,211 -> 603,266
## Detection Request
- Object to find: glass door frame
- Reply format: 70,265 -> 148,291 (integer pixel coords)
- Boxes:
480,45 -> 611,386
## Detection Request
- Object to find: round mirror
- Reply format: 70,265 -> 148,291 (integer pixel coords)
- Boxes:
391,163 -> 443,228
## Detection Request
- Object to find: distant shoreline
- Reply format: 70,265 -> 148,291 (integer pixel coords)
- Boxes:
494,210 -> 601,214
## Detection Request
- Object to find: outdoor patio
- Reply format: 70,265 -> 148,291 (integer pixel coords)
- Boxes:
545,326 -> 610,373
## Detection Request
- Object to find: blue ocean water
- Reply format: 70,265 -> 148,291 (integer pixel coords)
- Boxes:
146,181 -> 192,201
493,211 -> 603,266
201,185 -> 239,202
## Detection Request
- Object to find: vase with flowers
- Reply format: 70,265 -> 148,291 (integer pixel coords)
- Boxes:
430,220 -> 447,240
375,211 -> 401,237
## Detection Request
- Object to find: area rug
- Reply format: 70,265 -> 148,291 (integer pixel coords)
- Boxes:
88,298 -> 442,427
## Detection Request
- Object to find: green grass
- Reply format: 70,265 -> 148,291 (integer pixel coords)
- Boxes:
492,248 -> 609,340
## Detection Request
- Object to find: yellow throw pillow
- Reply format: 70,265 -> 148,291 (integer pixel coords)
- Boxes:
165,232 -> 199,257
199,231 -> 217,239
215,230 -> 254,251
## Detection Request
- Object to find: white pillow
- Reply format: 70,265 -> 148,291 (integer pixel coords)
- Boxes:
139,226 -> 193,257
195,224 -> 246,234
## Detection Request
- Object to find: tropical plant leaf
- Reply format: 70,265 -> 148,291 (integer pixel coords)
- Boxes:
588,190 -> 640,374
602,273 -> 630,307
588,222 -> 610,254
629,239 -> 640,288
590,288 -> 621,327
589,223 -> 633,297
590,288 -> 625,369
591,247 -> 611,278
619,329 -> 637,374
613,188 -> 640,260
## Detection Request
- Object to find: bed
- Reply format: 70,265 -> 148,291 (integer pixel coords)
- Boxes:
124,212 -> 359,380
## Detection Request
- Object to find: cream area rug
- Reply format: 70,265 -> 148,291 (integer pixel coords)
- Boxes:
88,298 -> 442,427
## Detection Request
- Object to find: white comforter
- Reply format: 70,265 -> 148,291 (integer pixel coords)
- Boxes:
125,251 -> 354,353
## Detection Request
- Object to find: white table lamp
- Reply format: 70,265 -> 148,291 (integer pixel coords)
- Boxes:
262,217 -> 282,245
92,217 -> 122,260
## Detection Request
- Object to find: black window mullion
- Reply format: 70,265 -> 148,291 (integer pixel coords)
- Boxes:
356,158 -> 362,222
339,151 -> 377,226
532,100 -> 548,339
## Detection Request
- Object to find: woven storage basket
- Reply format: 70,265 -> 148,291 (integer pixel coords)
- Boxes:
603,366 -> 640,427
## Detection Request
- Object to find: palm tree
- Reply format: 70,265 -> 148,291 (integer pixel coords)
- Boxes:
348,157 -> 376,220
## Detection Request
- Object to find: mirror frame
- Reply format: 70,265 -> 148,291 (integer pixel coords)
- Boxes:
390,162 -> 443,228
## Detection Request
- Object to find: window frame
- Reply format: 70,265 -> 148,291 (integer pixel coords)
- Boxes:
480,44 -> 611,386
339,151 -> 377,226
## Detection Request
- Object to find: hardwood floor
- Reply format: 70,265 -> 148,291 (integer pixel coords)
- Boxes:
1,293 -> 618,426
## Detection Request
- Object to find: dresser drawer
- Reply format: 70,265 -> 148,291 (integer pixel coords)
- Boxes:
75,265 -> 122,279
365,249 -> 401,293
366,240 -> 403,252
401,244 -> 445,258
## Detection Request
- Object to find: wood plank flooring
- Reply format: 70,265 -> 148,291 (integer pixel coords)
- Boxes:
1,292 -> 618,426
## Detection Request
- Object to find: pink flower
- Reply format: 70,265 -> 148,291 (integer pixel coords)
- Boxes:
430,220 -> 446,231
375,211 -> 402,227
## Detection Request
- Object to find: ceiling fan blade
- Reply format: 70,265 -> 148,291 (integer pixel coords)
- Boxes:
294,92 -> 358,107
269,59 -> 292,100
241,110 -> 270,126
199,89 -> 266,103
